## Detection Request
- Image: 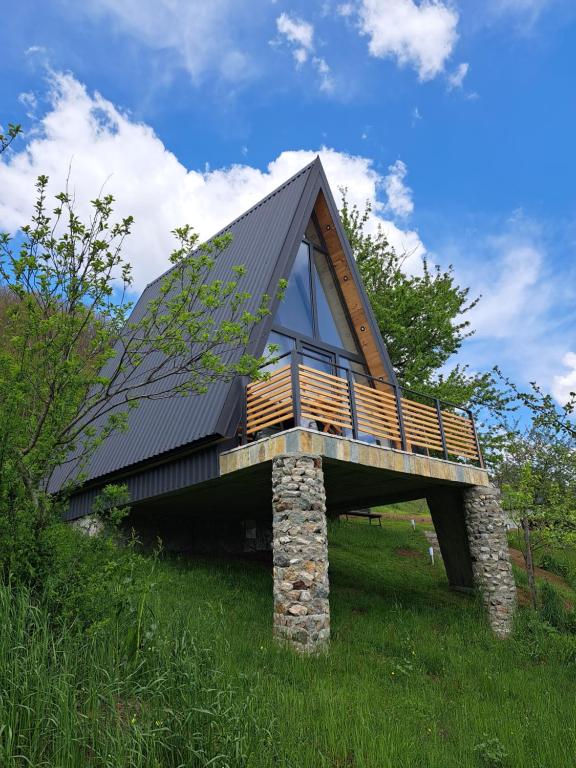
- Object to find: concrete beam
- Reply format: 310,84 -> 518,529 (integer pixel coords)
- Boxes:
221,428 -> 490,488
426,489 -> 475,593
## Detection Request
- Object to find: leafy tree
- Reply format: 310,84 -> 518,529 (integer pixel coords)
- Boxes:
0,122 -> 21,154
0,175 -> 273,583
495,419 -> 576,608
339,193 -> 512,460
340,193 -> 478,391
496,369 -> 576,441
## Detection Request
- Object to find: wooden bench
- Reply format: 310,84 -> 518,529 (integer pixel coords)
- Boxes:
343,510 -> 382,526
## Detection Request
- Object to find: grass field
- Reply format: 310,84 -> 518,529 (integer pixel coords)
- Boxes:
149,515 -> 576,768
2,514 -> 575,767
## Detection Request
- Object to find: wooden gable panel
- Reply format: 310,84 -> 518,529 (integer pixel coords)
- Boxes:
313,190 -> 391,386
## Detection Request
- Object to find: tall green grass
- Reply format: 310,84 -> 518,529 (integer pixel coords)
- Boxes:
2,519 -> 576,767
151,520 -> 576,767
0,583 -> 271,767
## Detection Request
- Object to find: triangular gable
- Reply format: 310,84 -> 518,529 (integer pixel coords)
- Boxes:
218,158 -> 399,440
244,158 -> 397,388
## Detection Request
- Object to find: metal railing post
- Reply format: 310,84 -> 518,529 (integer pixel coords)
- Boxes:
394,384 -> 407,452
435,399 -> 449,460
468,409 -> 484,468
241,379 -> 248,445
290,348 -> 302,428
346,369 -> 359,440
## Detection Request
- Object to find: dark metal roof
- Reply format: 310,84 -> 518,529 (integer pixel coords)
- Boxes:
49,160 -> 317,492
50,156 -> 398,496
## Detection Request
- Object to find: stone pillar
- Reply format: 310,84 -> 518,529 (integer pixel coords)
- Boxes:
463,485 -> 516,637
70,514 -> 104,537
271,454 -> 330,653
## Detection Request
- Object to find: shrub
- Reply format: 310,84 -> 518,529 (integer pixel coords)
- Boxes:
473,735 -> 508,767
39,521 -> 154,639
538,553 -> 571,580
538,580 -> 576,635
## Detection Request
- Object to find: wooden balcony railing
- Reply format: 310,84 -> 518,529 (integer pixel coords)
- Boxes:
244,350 -> 483,466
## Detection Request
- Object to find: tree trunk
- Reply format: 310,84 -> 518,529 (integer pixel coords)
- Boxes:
522,517 -> 537,609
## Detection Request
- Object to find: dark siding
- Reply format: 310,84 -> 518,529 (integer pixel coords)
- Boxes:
64,440 -> 233,520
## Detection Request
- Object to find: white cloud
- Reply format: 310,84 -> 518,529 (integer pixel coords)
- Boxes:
552,353 -> 576,405
18,91 -> 38,117
294,47 -> 308,66
468,242 -> 544,339
25,45 -> 48,56
275,13 -> 334,91
447,61 -> 469,90
0,71 -> 423,292
356,0 -> 459,80
411,106 -> 423,125
313,57 -> 335,93
448,219 -> 576,402
488,0 -> 555,25
82,0 -> 256,82
276,12 -> 314,61
383,159 -> 413,218
337,3 -> 355,16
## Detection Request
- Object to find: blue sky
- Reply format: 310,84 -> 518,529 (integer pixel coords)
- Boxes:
1,0 -> 575,402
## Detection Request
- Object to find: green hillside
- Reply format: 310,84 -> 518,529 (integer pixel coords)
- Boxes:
148,517 -> 576,767
2,518 -> 575,767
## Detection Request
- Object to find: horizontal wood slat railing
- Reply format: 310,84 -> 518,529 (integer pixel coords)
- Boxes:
246,364 -> 293,434
244,353 -> 483,466
299,364 -> 353,434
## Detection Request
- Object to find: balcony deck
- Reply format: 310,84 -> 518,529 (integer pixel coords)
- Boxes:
242,351 -> 484,467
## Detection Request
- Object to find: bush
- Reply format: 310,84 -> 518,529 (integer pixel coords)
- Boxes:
0,489 -> 57,587
513,602 -> 576,670
539,582 -> 566,629
39,521 -> 152,635
538,581 -> 576,636
538,553 -> 571,580
473,735 -> 508,767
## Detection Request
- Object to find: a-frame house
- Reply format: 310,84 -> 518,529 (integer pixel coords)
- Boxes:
53,158 -> 516,651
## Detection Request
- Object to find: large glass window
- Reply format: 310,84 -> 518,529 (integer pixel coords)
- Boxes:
275,242 -> 314,337
305,217 -> 323,249
275,231 -> 360,359
313,249 -> 358,353
264,331 -> 295,372
338,356 -> 369,384
301,345 -> 334,376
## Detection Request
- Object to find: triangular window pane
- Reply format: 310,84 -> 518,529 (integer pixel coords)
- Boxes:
313,249 -> 358,353
305,216 -> 323,248
275,242 -> 314,336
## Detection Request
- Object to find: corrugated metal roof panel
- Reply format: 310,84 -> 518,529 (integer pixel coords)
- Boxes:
49,160 -> 317,492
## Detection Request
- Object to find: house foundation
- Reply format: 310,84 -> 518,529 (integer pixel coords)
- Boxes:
463,485 -> 516,637
222,430 -> 515,647
271,454 -> 330,653
427,485 -> 516,636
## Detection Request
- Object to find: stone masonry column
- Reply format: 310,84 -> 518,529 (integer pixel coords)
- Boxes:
463,485 -> 517,637
271,454 -> 330,653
